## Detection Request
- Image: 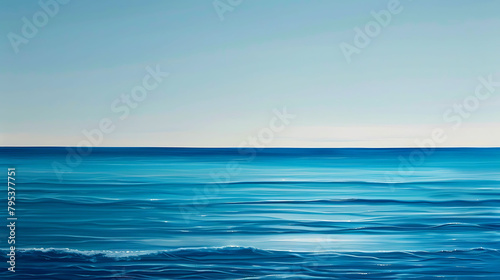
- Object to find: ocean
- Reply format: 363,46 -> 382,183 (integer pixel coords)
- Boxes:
1,147 -> 499,279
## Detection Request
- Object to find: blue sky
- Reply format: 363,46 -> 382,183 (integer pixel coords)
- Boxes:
1,0 -> 499,147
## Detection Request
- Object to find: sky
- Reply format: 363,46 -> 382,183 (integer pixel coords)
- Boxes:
1,0 -> 499,147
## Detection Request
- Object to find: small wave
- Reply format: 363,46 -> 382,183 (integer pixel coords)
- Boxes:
1,247 -> 499,279
0,246 -> 278,262
222,198 -> 500,206
19,178 -> 500,186
1,246 -> 498,260
16,197 -> 500,207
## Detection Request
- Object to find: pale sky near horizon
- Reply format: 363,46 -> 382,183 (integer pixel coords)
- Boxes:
1,0 -> 499,147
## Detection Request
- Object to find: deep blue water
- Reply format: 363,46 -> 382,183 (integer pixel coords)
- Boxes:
0,147 -> 499,279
